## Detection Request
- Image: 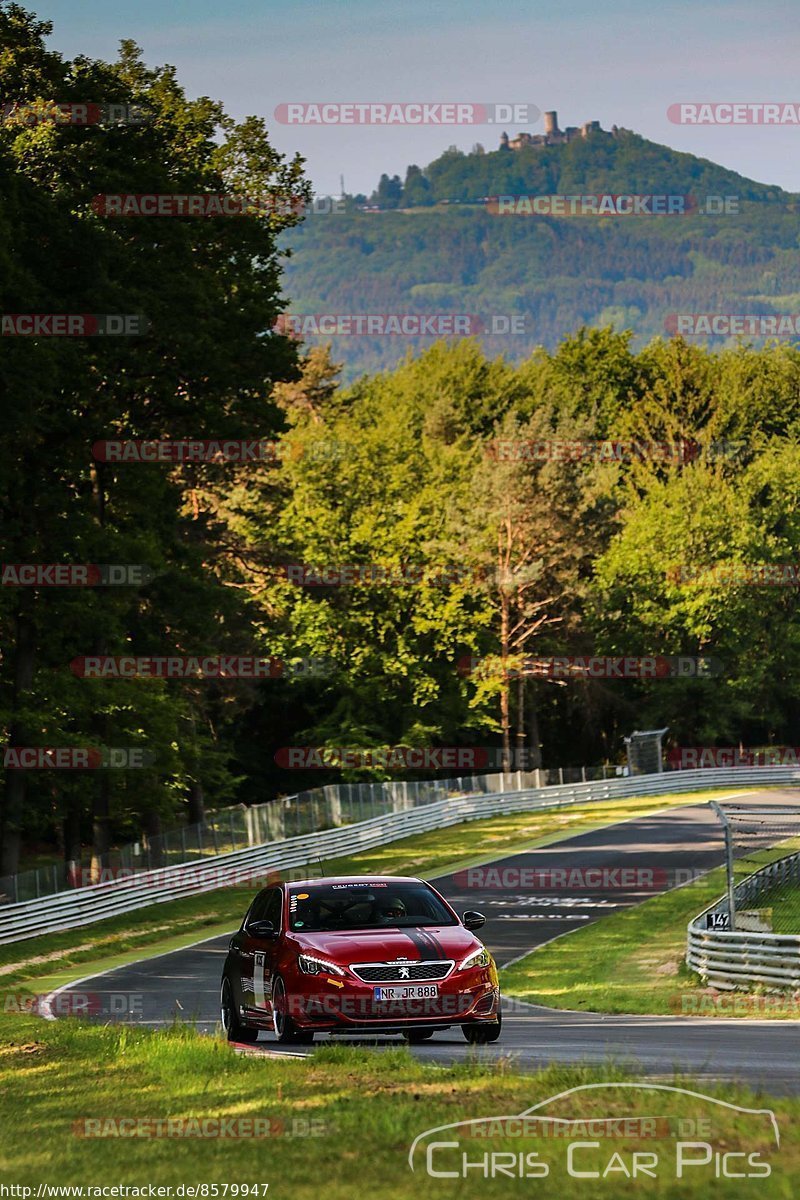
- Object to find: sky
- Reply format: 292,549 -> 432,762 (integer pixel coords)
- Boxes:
32,0 -> 800,196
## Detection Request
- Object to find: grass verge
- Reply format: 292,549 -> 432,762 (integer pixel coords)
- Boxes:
761,881 -> 800,933
502,841 -> 800,1019
2,784 -> 796,1190
0,1013 -> 796,1196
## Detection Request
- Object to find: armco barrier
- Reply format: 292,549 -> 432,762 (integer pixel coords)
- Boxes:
3,765 -> 628,904
687,849 -> 800,990
2,764 -> 799,946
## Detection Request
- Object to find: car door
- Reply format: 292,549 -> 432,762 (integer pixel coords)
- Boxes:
240,886 -> 283,1013
232,889 -> 268,1010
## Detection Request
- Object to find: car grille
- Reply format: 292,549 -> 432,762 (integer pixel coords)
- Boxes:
349,960 -> 454,983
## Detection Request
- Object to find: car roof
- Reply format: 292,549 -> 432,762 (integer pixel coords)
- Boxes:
279,875 -> 424,889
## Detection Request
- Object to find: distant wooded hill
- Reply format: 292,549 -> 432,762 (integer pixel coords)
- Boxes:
280,129 -> 799,380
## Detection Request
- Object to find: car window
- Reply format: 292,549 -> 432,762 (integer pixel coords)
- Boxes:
287,882 -> 456,931
263,888 -> 283,930
245,890 -> 271,926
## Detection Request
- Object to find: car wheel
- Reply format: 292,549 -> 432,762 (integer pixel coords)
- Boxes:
271,976 -> 314,1045
402,1030 -> 436,1043
462,1008 -> 502,1044
220,976 -> 258,1044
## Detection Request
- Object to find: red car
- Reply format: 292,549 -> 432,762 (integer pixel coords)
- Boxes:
220,875 -> 501,1045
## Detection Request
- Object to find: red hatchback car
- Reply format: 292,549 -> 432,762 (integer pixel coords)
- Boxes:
220,875 -> 501,1045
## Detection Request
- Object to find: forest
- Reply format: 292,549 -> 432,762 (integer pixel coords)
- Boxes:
3,4 -> 800,877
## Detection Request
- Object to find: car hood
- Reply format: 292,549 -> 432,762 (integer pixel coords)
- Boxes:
290,924 -> 481,966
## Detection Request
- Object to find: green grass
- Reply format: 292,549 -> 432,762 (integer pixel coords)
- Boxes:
0,1012 -> 797,1196
2,784 -> 797,1191
731,839 -> 800,935
2,790 -> 735,995
758,882 -> 800,934
502,840 -> 800,1019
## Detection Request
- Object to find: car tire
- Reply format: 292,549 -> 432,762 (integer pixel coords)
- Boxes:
221,975 -> 258,1044
402,1030 -> 436,1043
271,975 -> 314,1045
462,1008 -> 502,1044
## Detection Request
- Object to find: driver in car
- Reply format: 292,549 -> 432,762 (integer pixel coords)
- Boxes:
377,896 -> 407,924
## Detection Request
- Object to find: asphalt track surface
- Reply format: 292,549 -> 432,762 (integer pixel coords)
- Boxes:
51,791 -> 800,1094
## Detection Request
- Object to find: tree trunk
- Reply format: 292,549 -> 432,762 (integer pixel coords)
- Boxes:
515,673 -> 526,773
63,796 -> 83,886
0,598 -> 36,875
501,530 -> 513,772
500,588 -> 511,773
90,774 -> 111,882
143,810 -> 164,869
63,794 -> 82,863
527,682 -> 543,769
89,460 -> 111,880
188,781 -> 205,826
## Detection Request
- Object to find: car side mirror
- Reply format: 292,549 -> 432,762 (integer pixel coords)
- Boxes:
247,919 -> 278,940
462,910 -> 486,931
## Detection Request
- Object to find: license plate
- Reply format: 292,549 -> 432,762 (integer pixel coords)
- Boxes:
373,985 -> 439,1000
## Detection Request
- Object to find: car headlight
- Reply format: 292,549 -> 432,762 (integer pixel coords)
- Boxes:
297,953 -> 345,977
459,946 -> 491,971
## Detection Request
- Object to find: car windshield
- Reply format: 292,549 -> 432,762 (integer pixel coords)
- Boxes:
287,882 -> 457,932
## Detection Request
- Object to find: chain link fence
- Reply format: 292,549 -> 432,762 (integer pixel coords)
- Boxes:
0,763 -> 627,905
710,802 -> 800,933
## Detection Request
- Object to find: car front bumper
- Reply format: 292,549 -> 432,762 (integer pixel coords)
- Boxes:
253,966 -> 500,1031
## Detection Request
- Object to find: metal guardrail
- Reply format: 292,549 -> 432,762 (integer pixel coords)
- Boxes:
2,762 -> 798,946
687,850 -> 800,990
0,779 -> 581,945
1,765 -> 629,905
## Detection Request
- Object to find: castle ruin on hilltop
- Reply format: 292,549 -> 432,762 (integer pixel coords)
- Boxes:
500,110 -> 620,151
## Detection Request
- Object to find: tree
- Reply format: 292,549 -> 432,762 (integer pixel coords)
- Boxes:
403,165 -> 432,207
371,173 -> 403,209
0,3 -> 310,873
